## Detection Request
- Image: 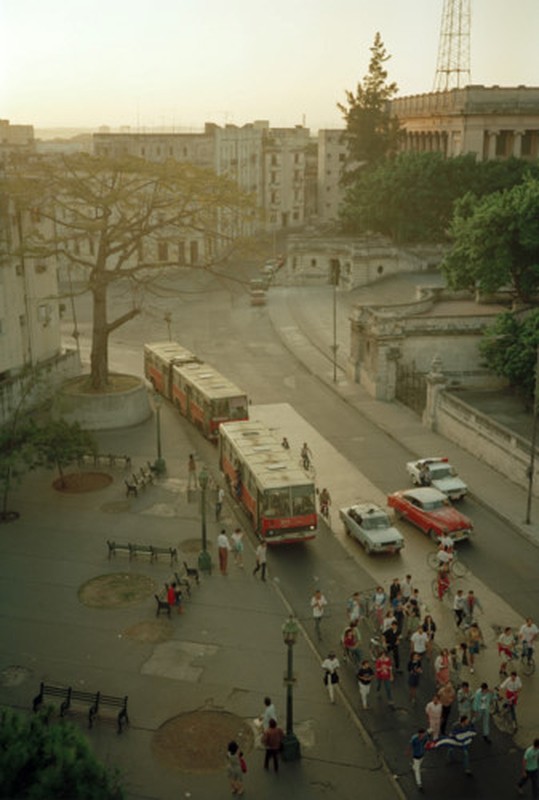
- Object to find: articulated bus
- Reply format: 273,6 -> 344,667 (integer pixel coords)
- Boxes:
219,420 -> 317,544
144,342 -> 249,441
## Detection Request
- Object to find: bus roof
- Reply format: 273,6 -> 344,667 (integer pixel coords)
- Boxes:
220,420 -> 313,490
144,341 -> 199,365
173,362 -> 247,401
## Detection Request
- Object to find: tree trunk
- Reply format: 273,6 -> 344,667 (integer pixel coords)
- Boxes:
90,284 -> 110,391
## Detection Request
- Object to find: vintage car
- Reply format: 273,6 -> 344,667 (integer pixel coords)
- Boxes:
339,503 -> 404,555
387,487 -> 473,543
406,457 -> 468,501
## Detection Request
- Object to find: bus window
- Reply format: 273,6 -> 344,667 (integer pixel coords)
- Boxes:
291,486 -> 315,515
229,396 -> 248,419
262,489 -> 290,517
213,398 -> 229,417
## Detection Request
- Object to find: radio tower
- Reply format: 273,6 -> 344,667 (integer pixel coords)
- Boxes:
433,0 -> 471,92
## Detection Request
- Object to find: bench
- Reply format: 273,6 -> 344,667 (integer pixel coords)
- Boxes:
106,540 -> 177,565
32,682 -> 129,734
78,453 -> 132,470
124,479 -> 138,497
172,562 -> 200,599
155,594 -> 171,617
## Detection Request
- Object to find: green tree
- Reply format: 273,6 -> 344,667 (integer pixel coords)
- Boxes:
33,420 -> 96,488
442,176 -> 539,303
0,708 -> 123,799
338,32 -> 401,178
2,153 -> 255,392
480,310 -> 539,403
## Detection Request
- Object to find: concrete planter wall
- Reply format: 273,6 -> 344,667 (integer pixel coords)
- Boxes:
52,374 -> 151,430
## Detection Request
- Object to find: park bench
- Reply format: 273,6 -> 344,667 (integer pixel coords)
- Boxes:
106,540 -> 178,565
32,682 -> 129,734
131,469 -> 154,491
124,478 -> 138,497
154,594 -> 171,617
172,562 -> 200,598
78,453 -> 131,470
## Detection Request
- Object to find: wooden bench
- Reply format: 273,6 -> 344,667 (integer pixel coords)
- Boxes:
32,682 -> 129,734
155,594 -> 171,617
124,478 -> 138,497
79,453 -> 132,470
106,540 -> 177,565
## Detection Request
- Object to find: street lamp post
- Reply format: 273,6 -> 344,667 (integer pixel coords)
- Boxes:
281,615 -> 301,761
329,258 -> 340,384
198,466 -> 212,574
153,393 -> 166,475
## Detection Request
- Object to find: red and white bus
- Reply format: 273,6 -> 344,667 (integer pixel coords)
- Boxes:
219,420 -> 317,544
144,342 -> 200,398
144,342 -> 249,441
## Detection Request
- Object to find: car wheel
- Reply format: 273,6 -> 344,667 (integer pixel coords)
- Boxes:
428,529 -> 438,543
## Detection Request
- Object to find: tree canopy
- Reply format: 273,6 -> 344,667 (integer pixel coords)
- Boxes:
0,708 -> 123,799
338,32 -> 401,178
480,310 -> 539,403
2,153 -> 256,391
442,176 -> 539,303
339,153 -> 539,243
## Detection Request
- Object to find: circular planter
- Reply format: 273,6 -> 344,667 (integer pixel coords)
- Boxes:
52,374 -> 151,430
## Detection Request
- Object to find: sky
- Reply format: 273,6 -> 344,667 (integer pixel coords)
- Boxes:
2,0 -> 539,135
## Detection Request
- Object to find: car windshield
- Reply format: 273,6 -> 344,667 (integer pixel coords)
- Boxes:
429,465 -> 452,479
363,514 -> 389,530
419,498 -> 445,511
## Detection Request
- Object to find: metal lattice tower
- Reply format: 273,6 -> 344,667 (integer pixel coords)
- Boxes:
433,0 -> 471,92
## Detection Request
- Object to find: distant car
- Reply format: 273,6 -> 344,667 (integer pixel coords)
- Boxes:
340,503 -> 404,555
406,457 -> 468,501
387,487 -> 473,543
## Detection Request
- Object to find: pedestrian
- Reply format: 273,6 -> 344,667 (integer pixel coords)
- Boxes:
375,650 -> 394,706
281,436 -> 290,450
406,589 -> 422,633
382,609 -> 397,633
446,715 -> 476,775
471,682 -> 493,743
421,614 -> 437,659
347,591 -> 362,624
231,528 -> 244,568
258,696 -> 277,731
438,680 -> 456,735
497,626 -> 517,676
410,627 -> 429,660
389,577 -> 401,605
408,727 -> 431,791
453,589 -> 466,627
217,528 -> 231,576
425,693 -> 442,740
357,659 -> 374,709
457,681 -> 473,720
517,738 -> 539,798
166,581 -> 183,615
434,647 -> 450,686
464,589 -> 483,625
187,453 -> 197,490
311,589 -> 327,641
215,486 -> 225,521
394,601 -> 405,635
342,622 -> 362,666
372,586 -> 387,629
383,621 -> 401,672
408,652 -> 423,705
321,651 -> 340,703
262,718 -> 284,772
252,540 -> 268,581
449,646 -> 463,685
466,622 -> 483,673
401,574 -> 413,604
226,740 -> 244,796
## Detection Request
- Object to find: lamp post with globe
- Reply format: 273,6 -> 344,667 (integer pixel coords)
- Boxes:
281,615 -> 301,761
152,393 -> 166,475
198,465 -> 212,574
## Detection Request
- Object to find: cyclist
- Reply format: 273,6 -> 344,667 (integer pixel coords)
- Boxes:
499,670 -> 522,718
436,543 -> 454,571
436,565 -> 451,600
300,442 -> 312,470
341,622 -> 362,666
497,626 -> 518,677
319,487 -> 331,518
519,617 -> 538,664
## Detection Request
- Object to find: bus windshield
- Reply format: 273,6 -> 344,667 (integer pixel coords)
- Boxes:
262,489 -> 290,517
291,485 -> 316,515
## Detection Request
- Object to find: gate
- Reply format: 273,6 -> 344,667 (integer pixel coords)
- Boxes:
395,361 -> 427,416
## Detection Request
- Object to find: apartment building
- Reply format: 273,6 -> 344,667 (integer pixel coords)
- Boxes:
317,129 -> 347,224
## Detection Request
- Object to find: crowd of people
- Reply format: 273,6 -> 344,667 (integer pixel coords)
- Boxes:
310,571 -> 537,793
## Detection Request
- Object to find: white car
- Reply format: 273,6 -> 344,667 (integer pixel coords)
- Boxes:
339,503 -> 404,555
406,457 -> 468,501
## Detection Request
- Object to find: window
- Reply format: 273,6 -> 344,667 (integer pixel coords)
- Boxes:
271,154 -> 278,166
34,262 -> 47,274
178,240 -> 185,265
88,238 -> 95,255
158,242 -> 169,261
38,304 -> 51,325
190,240 -> 199,263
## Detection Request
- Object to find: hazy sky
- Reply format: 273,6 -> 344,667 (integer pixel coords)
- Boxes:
2,0 -> 539,133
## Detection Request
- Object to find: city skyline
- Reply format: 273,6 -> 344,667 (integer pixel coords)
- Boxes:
3,0 -> 539,134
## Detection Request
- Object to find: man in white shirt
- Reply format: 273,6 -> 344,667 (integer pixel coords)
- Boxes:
253,540 -> 268,581
519,618 -> 539,662
311,589 -> 328,641
410,628 -> 428,659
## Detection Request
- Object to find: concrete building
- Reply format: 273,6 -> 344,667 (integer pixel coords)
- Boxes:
317,129 -> 347,224
391,85 -> 539,160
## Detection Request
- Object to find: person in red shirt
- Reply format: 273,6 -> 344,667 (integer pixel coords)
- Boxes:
375,651 -> 394,705
262,719 -> 284,772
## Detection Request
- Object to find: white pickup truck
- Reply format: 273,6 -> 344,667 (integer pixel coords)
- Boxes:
406,457 -> 468,501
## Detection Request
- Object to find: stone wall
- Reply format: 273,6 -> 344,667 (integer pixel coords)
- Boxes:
428,388 -> 538,497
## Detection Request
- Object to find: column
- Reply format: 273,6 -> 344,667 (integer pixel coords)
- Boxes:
512,130 -> 523,158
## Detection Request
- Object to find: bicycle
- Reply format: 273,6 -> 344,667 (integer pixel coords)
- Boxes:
520,642 -> 536,676
369,636 -> 386,660
492,688 -> 518,734
430,573 -> 463,604
426,549 -> 468,578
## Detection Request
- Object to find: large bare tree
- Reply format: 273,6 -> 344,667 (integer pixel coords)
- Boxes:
3,153 -> 256,391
